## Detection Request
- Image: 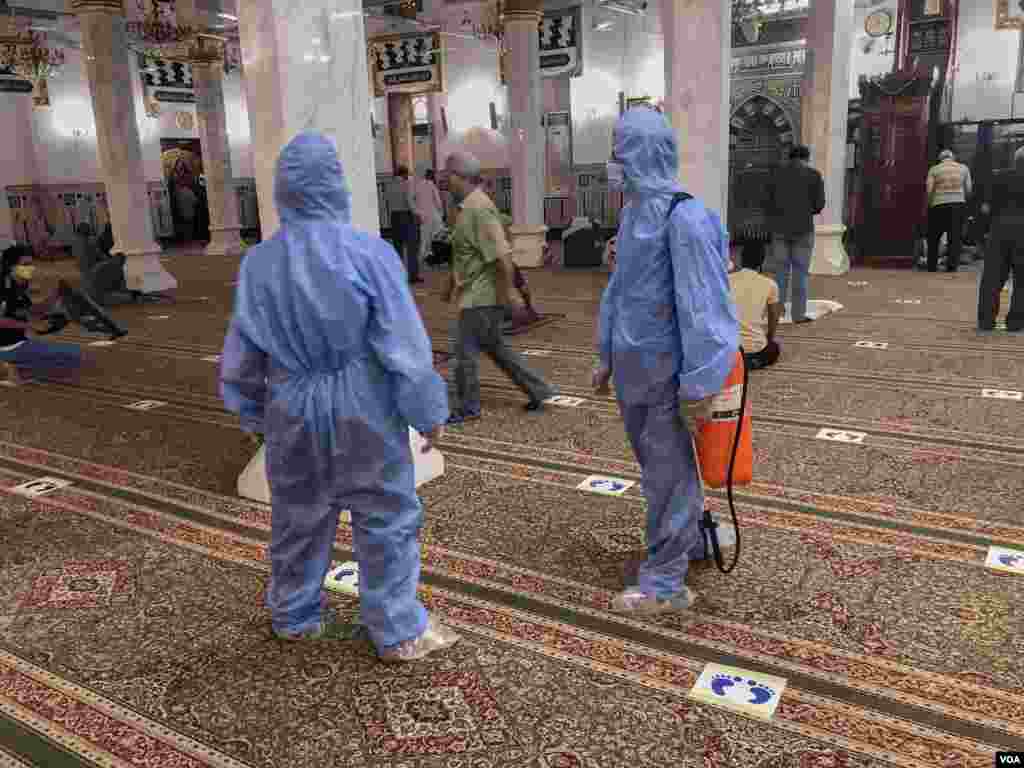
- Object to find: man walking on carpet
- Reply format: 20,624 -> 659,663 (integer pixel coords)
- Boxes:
220,133 -> 459,662
593,107 -> 739,615
442,151 -> 556,425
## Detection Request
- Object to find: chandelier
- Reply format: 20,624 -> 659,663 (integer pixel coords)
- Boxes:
733,0 -> 808,22
731,0 -> 807,43
0,30 -> 65,106
125,0 -> 195,60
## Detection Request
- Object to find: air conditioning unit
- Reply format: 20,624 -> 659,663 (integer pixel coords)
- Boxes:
598,0 -> 647,16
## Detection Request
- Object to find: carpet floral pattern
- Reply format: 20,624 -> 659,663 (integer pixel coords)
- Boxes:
0,259 -> 1021,765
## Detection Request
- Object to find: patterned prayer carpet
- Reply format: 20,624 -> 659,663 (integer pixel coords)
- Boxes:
0,255 -> 1021,766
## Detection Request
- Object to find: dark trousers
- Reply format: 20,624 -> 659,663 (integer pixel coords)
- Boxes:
452,306 -> 554,415
744,339 -> 780,371
927,203 -> 964,272
390,211 -> 420,282
978,215 -> 1024,331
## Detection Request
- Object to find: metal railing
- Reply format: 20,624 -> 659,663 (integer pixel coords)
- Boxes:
377,171 -> 624,231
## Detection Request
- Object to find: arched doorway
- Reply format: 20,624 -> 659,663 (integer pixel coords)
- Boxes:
160,141 -> 209,245
728,95 -> 796,244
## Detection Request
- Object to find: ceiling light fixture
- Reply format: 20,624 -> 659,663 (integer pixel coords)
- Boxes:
125,0 -> 195,60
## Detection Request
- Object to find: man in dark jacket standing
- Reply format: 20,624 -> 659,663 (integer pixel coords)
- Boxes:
765,145 -> 825,324
979,147 -> 1024,332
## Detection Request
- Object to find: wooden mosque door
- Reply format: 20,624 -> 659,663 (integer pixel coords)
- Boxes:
856,73 -> 932,265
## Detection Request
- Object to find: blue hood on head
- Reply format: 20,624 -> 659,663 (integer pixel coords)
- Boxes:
613,108 -> 682,197
274,132 -> 352,225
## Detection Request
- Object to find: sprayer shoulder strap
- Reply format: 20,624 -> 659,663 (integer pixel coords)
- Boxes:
667,192 -> 693,221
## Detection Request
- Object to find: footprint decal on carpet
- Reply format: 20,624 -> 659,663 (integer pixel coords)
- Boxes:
324,562 -> 360,594
335,567 -> 358,585
710,674 -> 777,706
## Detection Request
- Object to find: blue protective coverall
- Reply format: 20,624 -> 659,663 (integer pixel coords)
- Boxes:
220,133 -> 449,649
597,108 -> 739,600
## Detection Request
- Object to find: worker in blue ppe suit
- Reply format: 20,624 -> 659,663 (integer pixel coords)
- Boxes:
592,108 -> 739,615
220,133 -> 460,663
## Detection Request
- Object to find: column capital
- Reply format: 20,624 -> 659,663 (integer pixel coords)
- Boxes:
503,9 -> 544,23
70,0 -> 124,14
186,34 -> 225,65
503,0 -> 543,21
503,0 -> 543,13
503,8 -> 543,23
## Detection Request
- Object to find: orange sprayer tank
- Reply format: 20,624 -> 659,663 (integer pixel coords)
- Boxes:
695,350 -> 752,489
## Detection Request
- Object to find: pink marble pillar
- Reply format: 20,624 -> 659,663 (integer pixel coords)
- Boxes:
802,0 -> 855,275
175,1 -> 242,257
72,0 -> 176,293
237,0 -> 379,235
660,0 -> 732,218
191,40 -> 244,257
388,92 -> 415,174
503,0 -> 547,267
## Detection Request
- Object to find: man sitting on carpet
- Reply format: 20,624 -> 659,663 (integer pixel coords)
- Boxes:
73,223 -> 133,307
442,151 -> 556,425
729,255 -> 783,370
220,133 -> 458,662
0,244 -> 101,385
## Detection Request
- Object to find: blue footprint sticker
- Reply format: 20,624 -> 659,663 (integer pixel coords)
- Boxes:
747,681 -> 776,706
693,666 -> 787,718
710,674 -> 741,697
709,674 -> 777,706
998,554 -> 1024,569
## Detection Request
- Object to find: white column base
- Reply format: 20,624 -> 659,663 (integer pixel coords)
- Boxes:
205,226 -> 244,258
238,427 -> 446,504
810,224 -> 850,276
124,252 -> 178,293
509,225 -> 547,268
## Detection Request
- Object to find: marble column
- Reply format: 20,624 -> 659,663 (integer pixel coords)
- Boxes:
660,0 -> 732,220
503,0 -> 547,268
801,0 -> 855,275
190,37 -> 244,257
0,193 -> 14,247
387,92 -> 415,174
237,0 -> 379,235
71,0 -> 176,293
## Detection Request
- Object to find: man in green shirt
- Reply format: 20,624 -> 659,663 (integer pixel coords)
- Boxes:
443,152 -> 555,424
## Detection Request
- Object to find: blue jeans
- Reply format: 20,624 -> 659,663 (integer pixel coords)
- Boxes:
772,232 -> 814,321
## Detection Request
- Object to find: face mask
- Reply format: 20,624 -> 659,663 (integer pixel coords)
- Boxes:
13,265 -> 34,281
606,161 -> 626,189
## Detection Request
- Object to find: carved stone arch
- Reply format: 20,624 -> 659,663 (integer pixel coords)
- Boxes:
729,94 -> 797,149
728,93 -> 798,241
